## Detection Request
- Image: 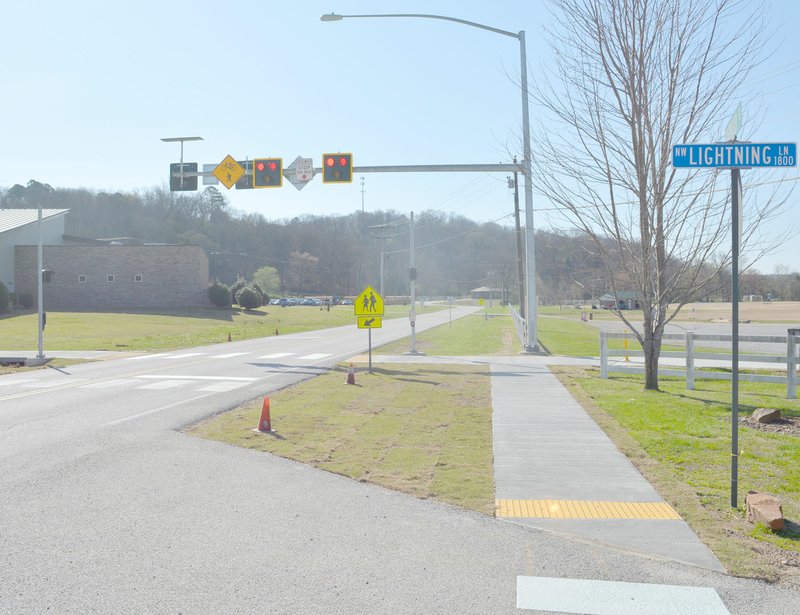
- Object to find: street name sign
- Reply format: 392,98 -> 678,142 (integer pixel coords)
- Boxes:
357,316 -> 382,329
354,285 -> 384,316
672,143 -> 796,168
213,155 -> 245,189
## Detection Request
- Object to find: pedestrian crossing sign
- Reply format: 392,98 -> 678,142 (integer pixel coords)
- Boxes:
354,285 -> 384,316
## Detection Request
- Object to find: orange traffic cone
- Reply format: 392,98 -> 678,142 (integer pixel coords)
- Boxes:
346,363 -> 356,385
256,397 -> 272,432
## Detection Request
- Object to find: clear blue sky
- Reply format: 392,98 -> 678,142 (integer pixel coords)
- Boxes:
2,0 -> 798,271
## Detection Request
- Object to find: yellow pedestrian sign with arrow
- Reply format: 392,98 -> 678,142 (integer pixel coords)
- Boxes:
354,285 -> 384,316
357,316 -> 382,329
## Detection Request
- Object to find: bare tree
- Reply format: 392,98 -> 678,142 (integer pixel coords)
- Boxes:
534,0 -> 789,389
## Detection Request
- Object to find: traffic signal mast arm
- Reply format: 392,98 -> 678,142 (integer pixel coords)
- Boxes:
171,162 -> 522,180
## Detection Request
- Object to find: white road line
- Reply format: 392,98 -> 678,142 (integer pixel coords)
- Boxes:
0,379 -> 34,386
104,393 -> 214,426
257,352 -> 294,359
21,380 -> 87,389
163,352 -> 206,359
81,378 -> 139,389
137,380 -> 193,390
209,352 -> 248,359
135,375 -> 257,381
197,382 -> 250,392
516,576 -> 730,615
298,353 -> 331,360
124,353 -> 171,360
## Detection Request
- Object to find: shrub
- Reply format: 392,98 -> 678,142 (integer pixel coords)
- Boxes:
236,285 -> 261,310
208,282 -> 231,308
18,292 -> 34,309
230,276 -> 247,305
251,282 -> 269,306
0,282 -> 9,312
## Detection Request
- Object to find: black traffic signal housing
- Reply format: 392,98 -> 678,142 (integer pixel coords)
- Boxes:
235,160 -> 254,190
169,162 -> 198,191
322,153 -> 353,183
253,158 -> 283,188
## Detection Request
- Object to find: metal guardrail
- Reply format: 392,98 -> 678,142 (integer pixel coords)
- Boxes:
600,331 -> 799,399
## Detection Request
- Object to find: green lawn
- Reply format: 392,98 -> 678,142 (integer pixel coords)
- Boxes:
377,308 -> 519,355
190,363 -> 495,515
0,305 -> 441,351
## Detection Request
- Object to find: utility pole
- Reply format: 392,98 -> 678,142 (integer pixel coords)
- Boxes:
360,177 -> 366,213
510,160 -> 525,316
408,211 -> 420,354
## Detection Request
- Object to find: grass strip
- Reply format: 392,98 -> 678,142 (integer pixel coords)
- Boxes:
553,366 -> 800,581
189,363 -> 495,515
0,305 -> 441,351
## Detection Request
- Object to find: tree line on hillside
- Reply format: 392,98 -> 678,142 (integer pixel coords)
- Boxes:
2,180 -> 798,302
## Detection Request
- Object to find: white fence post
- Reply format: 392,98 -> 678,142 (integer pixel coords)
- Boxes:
686,332 -> 695,390
788,334 -> 797,400
600,330 -> 608,379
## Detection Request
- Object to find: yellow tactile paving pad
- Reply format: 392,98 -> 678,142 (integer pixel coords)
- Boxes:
495,499 -> 681,520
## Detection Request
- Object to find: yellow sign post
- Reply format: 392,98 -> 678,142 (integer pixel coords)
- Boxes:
213,154 -> 245,189
355,285 -> 384,373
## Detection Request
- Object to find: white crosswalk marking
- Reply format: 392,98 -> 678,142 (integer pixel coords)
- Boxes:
257,352 -> 294,359
124,353 -> 170,360
81,379 -> 139,389
163,352 -> 205,359
137,380 -> 193,390
209,352 -> 248,359
298,353 -> 331,360
516,577 -> 730,614
197,382 -> 250,392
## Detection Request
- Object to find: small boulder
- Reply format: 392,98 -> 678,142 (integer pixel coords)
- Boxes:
746,491 -> 784,531
752,408 -> 782,424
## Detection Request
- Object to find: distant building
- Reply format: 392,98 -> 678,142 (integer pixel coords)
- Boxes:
469,286 -> 503,301
598,291 -> 641,310
1,209 -> 211,310
0,209 -> 68,294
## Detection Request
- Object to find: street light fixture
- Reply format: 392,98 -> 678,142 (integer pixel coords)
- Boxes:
320,12 -> 538,351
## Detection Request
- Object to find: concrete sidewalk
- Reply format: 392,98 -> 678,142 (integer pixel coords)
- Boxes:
489,358 -> 723,571
361,354 -> 724,571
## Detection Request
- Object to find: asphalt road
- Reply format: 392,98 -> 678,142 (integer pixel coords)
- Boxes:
2,307 -> 799,613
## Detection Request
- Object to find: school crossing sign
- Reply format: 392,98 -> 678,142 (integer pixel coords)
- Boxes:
354,285 -> 383,329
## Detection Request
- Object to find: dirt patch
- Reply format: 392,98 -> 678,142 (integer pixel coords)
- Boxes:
680,301 -> 800,322
740,415 -> 800,437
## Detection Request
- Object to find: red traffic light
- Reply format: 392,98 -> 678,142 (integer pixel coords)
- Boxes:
253,157 -> 283,188
322,152 -> 353,183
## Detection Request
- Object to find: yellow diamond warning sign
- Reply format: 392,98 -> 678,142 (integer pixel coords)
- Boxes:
213,154 -> 245,189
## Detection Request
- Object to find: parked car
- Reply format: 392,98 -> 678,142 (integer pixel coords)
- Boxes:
341,299 -> 353,305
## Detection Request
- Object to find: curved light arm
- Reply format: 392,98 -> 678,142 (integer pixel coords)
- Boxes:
320,12 -> 520,40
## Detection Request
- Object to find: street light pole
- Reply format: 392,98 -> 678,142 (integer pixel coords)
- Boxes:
321,12 -> 538,351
